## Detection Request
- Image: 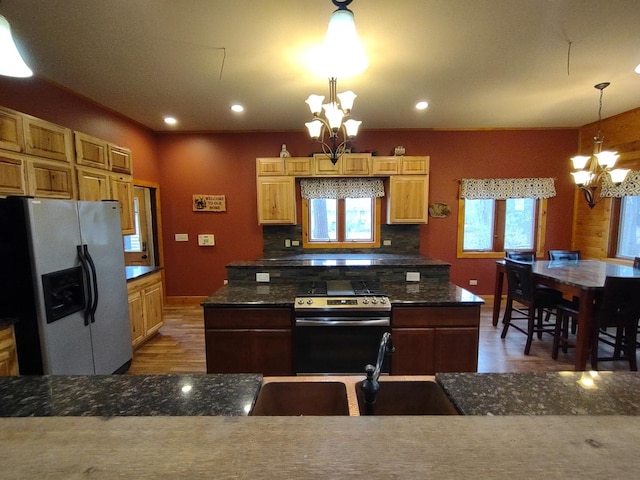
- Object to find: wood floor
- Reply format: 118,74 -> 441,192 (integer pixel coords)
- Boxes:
127,302 -> 634,375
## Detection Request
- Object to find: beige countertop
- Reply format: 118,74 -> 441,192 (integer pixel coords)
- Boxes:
1,416 -> 639,479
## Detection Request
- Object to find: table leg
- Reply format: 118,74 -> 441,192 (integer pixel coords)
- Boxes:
574,289 -> 596,371
492,266 -> 505,327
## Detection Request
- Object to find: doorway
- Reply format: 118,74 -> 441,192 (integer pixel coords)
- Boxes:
124,185 -> 160,266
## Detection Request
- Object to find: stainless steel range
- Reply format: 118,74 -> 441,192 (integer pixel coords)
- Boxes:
294,280 -> 391,374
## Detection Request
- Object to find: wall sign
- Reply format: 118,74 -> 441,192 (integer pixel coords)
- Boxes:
193,194 -> 226,212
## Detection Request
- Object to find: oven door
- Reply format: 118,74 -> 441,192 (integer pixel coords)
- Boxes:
295,316 -> 390,375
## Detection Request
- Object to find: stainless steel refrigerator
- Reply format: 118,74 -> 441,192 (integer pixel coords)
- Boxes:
0,197 -> 133,374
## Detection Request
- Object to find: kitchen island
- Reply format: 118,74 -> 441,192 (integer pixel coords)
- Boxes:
0,372 -> 639,479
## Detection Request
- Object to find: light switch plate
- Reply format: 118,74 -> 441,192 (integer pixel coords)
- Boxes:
406,272 -> 421,282
256,272 -> 270,282
198,234 -> 215,246
175,233 -> 189,242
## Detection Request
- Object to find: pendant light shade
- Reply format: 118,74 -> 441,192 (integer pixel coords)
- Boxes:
0,14 -> 32,78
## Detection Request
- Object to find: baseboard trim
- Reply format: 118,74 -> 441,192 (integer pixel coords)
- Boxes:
165,296 -> 207,305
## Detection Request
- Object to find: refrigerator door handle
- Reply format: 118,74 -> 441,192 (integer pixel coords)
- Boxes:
76,245 -> 93,326
83,244 -> 99,323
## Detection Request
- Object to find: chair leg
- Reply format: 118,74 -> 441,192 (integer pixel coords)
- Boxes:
500,299 -> 513,339
625,327 -> 638,371
525,308 -> 535,355
591,329 -> 599,371
552,312 -> 562,360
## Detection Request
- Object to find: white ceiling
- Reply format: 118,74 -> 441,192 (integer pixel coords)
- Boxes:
3,0 -> 640,132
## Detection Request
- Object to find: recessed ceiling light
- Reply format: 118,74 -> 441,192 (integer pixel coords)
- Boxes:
231,104 -> 244,113
415,101 -> 429,110
164,116 -> 178,125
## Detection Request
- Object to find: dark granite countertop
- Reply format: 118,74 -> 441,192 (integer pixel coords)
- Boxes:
202,280 -> 483,307
227,254 -> 450,268
0,374 -> 262,417
125,265 -> 163,282
437,372 -> 640,415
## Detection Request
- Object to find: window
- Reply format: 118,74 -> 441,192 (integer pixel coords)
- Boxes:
616,195 -> 640,259
457,198 -> 546,258
303,197 -> 380,248
124,196 -> 142,252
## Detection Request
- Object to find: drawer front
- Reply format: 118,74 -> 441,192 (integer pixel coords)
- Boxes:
205,307 -> 292,329
392,306 -> 480,328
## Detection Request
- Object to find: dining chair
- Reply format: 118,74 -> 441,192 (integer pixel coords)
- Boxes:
504,250 -> 536,263
633,257 -> 640,269
500,259 -> 563,355
548,250 -> 581,261
590,276 -> 640,371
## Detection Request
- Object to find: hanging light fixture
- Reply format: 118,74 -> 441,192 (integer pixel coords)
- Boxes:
570,82 -> 629,208
305,0 -> 366,165
0,14 -> 33,78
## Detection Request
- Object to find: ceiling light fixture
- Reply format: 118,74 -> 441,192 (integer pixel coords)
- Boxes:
164,116 -> 177,126
570,82 -> 629,209
415,101 -> 429,110
230,104 -> 244,113
305,0 -> 366,165
0,14 -> 32,78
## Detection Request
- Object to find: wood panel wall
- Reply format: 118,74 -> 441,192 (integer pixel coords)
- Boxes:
571,106 -> 640,259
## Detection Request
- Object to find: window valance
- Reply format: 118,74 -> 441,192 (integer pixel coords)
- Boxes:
300,178 -> 385,199
600,170 -> 640,197
460,177 -> 556,200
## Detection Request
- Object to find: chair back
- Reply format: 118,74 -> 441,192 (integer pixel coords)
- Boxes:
633,257 -> 640,269
505,250 -> 535,263
548,250 -> 581,261
596,277 -> 640,330
505,259 -> 535,305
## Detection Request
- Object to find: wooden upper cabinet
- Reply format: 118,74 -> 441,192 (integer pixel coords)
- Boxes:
387,175 -> 429,224
23,115 -> 73,163
400,156 -> 429,174
0,152 -> 28,196
256,157 -> 286,176
110,173 -> 135,234
76,166 -> 110,201
314,153 -> 371,176
285,157 -> 312,176
108,144 -> 132,174
313,155 -> 342,176
372,156 -> 400,176
256,176 -> 296,224
26,159 -> 75,199
75,132 -> 109,169
0,107 -> 24,153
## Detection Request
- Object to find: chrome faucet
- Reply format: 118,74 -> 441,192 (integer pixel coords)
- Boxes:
361,332 -> 394,414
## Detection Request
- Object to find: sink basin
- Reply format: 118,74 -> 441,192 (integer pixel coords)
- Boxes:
356,381 -> 459,415
250,381 -> 350,416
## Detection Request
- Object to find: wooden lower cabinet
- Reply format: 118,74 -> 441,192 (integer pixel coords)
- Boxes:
0,326 -> 19,376
204,307 -> 293,375
390,305 -> 480,374
127,271 -> 164,348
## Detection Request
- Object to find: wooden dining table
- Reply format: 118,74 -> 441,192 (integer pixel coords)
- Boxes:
492,259 -> 640,371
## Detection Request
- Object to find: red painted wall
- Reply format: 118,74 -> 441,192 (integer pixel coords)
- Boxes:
0,76 -> 578,298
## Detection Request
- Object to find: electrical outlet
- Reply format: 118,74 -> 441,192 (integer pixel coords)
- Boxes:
284,239 -> 291,248
406,272 -> 420,282
383,239 -> 392,246
469,279 -> 478,286
256,272 -> 270,282
174,233 -> 189,242
198,234 -> 215,246
291,240 -> 300,246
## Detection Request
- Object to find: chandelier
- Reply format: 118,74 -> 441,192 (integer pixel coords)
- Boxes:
304,0 -> 366,165
570,82 -> 629,208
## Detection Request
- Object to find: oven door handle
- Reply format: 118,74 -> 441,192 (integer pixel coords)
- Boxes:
295,318 -> 390,327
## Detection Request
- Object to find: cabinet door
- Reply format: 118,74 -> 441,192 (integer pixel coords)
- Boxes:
256,176 -> 296,224
400,156 -> 429,174
342,154 -> 370,176
286,157 -> 312,176
110,174 -> 134,234
142,280 -> 164,337
390,328 -> 435,375
77,167 -> 110,201
434,327 -> 479,373
128,290 -> 145,348
205,330 -> 251,373
313,155 -> 341,175
0,107 -> 24,153
27,159 -> 75,199
251,329 -> 293,375
371,156 -> 399,175
108,144 -> 132,174
0,153 -> 27,196
23,116 -> 73,162
74,132 -> 109,169
256,157 -> 285,176
387,175 -> 429,223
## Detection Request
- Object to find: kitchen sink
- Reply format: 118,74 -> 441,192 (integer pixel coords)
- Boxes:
250,381 -> 350,416
356,381 -> 459,415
